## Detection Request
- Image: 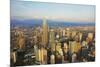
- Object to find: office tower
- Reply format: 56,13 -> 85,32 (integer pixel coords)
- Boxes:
38,48 -> 41,63
38,47 -> 47,64
33,30 -> 38,45
56,42 -> 61,52
82,41 -> 88,47
72,53 -> 77,62
34,45 -> 38,62
55,42 -> 64,63
43,48 -> 47,64
56,28 -> 61,39
62,29 -> 66,36
59,28 -> 63,37
88,33 -> 93,41
42,18 -> 48,47
69,41 -> 81,54
66,28 -> 70,38
74,34 -> 80,42
62,29 -> 66,37
11,51 -> 16,64
49,29 -> 55,43
63,43 -> 68,54
17,31 -> 25,49
79,32 -> 83,42
50,53 -> 55,64
49,29 -> 55,51
59,48 -> 64,63
71,31 -> 77,39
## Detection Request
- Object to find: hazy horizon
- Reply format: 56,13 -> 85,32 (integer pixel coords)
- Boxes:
11,0 -> 95,23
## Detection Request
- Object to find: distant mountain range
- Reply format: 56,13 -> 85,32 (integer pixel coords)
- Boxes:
11,19 -> 95,28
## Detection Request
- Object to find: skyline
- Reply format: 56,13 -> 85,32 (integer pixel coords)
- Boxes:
11,0 -> 95,23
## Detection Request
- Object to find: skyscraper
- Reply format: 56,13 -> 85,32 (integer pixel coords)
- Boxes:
49,29 -> 55,51
39,17 -> 48,64
49,29 -> 55,43
42,18 -> 48,47
11,51 -> 16,64
17,31 -> 25,49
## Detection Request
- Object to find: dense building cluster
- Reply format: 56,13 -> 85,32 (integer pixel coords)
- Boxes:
11,19 -> 95,66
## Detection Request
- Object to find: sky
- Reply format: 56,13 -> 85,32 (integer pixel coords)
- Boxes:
11,0 -> 95,23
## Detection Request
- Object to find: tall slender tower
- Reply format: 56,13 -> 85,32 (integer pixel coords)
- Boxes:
42,17 -> 48,47
49,29 -> 55,51
41,18 -> 48,64
17,31 -> 25,49
49,29 -> 55,43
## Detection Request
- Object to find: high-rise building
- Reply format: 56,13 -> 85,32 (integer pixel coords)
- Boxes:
49,29 -> 55,43
50,54 -> 55,64
71,31 -> 77,38
37,47 -> 47,64
79,32 -> 83,42
63,43 -> 68,53
88,33 -> 93,41
72,53 -> 77,62
17,31 -> 25,49
38,48 -> 41,63
42,18 -> 48,47
34,45 -> 39,62
66,28 -> 70,38
11,51 -> 16,64
49,29 -> 55,51
69,41 -> 81,53
62,29 -> 66,37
